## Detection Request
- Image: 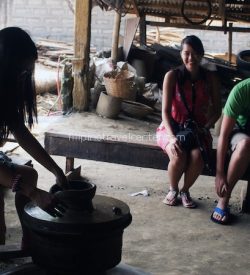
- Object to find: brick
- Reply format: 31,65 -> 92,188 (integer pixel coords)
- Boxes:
61,19 -> 74,25
91,29 -> 101,34
48,9 -> 66,16
29,0 -> 44,6
32,8 -> 49,16
14,8 -> 32,16
44,19 -> 58,25
27,18 -> 43,25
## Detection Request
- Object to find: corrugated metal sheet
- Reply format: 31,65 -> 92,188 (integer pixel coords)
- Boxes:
100,0 -> 250,26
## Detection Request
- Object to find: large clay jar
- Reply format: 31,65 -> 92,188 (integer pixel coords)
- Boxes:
96,92 -> 122,119
23,180 -> 132,275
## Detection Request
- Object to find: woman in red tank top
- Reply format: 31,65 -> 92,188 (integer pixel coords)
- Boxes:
156,35 -> 221,208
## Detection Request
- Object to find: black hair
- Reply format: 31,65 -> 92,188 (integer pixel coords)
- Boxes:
0,27 -> 37,141
180,35 -> 205,56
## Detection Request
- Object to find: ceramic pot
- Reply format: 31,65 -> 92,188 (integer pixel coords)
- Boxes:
23,180 -> 132,274
96,92 -> 122,119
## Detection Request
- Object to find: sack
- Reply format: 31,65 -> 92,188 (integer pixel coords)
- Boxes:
176,128 -> 197,151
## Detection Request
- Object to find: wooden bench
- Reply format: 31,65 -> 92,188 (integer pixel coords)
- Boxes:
44,132 -> 250,213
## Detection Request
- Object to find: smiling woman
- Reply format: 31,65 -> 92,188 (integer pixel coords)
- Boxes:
156,35 -> 221,209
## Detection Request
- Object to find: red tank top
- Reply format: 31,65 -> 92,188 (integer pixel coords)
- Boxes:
171,69 -> 211,126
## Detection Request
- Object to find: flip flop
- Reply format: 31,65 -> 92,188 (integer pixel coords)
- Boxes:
162,189 -> 179,206
211,207 -> 231,225
180,191 -> 197,208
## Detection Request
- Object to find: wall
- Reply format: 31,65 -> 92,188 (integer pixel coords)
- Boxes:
182,27 -> 250,55
0,0 -> 75,41
0,0 -> 124,51
0,0 -> 249,54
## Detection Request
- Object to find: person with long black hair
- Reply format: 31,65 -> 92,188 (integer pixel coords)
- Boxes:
0,27 -> 67,248
156,35 -> 221,208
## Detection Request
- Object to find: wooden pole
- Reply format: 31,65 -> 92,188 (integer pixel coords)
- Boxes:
72,0 -> 91,111
219,0 -> 226,31
111,12 -> 121,64
228,22 -> 233,64
139,16 -> 146,46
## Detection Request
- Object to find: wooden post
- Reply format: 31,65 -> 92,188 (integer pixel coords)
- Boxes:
228,22 -> 233,64
219,0 -> 226,31
111,11 -> 121,64
241,181 -> 250,213
66,157 -> 75,173
72,0 -> 91,111
139,15 -> 146,46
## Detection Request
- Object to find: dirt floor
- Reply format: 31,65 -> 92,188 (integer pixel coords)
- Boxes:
1,104 -> 250,274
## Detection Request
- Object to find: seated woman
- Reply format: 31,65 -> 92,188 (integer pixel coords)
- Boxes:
156,35 -> 221,208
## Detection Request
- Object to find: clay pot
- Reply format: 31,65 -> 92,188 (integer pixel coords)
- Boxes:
90,82 -> 105,109
23,180 -> 132,274
96,92 -> 122,119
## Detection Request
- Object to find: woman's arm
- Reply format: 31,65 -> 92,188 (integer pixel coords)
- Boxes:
162,70 -> 176,135
205,72 -> 222,129
10,122 -> 68,188
162,70 -> 182,155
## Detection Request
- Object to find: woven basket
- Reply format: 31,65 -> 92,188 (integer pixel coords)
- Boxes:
103,70 -> 136,100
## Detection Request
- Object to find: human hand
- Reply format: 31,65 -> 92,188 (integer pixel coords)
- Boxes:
168,137 -> 182,156
32,188 -> 67,217
215,173 -> 228,197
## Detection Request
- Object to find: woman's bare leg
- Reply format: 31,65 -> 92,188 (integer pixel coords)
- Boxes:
177,148 -> 204,208
165,144 -> 187,191
162,146 -> 187,205
182,148 -> 204,192
0,164 -> 37,248
0,186 -> 6,244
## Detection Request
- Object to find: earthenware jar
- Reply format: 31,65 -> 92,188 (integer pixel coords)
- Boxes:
23,180 -> 132,274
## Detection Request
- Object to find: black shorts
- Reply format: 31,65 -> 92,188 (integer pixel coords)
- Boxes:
0,151 -> 15,170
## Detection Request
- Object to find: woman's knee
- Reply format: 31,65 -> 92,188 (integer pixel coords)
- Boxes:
235,138 -> 250,159
169,152 -> 187,167
190,149 -> 204,165
15,166 -> 38,187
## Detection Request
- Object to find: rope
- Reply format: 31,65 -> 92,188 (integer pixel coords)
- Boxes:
64,0 -> 75,14
47,56 -> 72,116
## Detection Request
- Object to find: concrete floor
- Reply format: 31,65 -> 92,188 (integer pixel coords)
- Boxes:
1,113 -> 250,275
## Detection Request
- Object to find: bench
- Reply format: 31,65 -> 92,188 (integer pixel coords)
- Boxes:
44,132 -> 250,213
